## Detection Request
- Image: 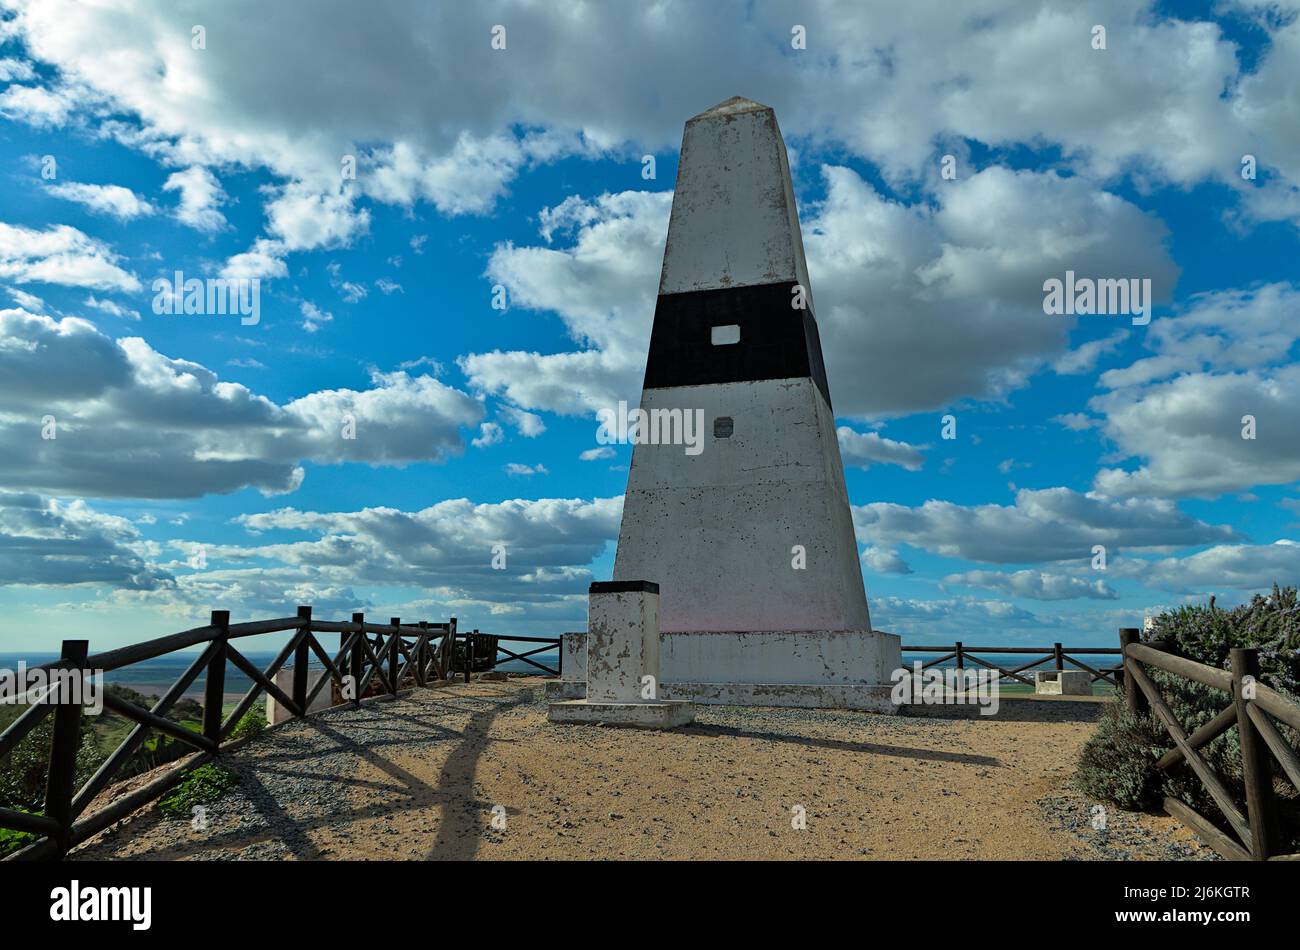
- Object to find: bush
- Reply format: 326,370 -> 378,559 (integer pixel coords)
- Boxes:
0,807 -> 38,858
1075,703 -> 1168,810
226,708 -> 265,743
156,763 -> 239,819
1,712 -> 103,857
1075,586 -> 1300,847
1148,584 -> 1300,695
0,713 -> 101,813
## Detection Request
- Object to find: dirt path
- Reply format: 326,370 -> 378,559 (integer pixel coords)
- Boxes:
73,678 -> 1213,861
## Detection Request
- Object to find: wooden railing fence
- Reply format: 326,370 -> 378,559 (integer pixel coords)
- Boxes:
477,634 -> 562,677
901,643 -> 1122,687
13,617 -> 1292,861
1118,627 -> 1300,861
0,607 -> 559,861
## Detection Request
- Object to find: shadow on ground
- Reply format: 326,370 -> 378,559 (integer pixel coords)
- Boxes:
904,697 -> 1105,723
72,687 -> 531,861
684,722 -> 1002,767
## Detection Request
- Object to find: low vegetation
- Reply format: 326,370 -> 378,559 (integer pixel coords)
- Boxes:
156,763 -> 240,819
2,683 -> 264,847
0,684 -> 209,818
0,714 -> 100,814
0,806 -> 39,858
226,708 -> 266,743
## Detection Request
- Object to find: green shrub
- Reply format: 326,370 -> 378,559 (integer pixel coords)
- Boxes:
1075,702 -> 1168,809
0,807 -> 38,858
0,713 -> 101,812
1148,585 -> 1300,695
1,715 -> 101,856
226,708 -> 266,743
1075,587 -> 1300,848
155,763 -> 239,819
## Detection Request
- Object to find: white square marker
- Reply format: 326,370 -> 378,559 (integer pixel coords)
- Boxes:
710,324 -> 741,345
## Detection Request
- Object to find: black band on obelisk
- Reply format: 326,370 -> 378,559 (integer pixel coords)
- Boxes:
640,280 -> 833,409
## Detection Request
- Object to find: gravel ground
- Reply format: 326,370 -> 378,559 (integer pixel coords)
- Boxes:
1036,790 -> 1215,861
71,678 -> 1215,861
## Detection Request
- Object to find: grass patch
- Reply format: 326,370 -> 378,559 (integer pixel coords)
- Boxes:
226,708 -> 266,743
156,763 -> 240,819
0,808 -> 39,858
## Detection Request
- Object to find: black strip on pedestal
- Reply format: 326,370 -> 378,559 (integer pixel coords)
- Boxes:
641,280 -> 832,409
590,580 -> 661,595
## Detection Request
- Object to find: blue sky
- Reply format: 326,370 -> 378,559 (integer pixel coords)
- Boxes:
1,1 -> 1298,654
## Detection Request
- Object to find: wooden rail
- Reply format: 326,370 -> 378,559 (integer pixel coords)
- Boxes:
481,634 -> 562,677
0,607 -> 545,861
901,643 -> 1122,688
1118,627 -> 1300,861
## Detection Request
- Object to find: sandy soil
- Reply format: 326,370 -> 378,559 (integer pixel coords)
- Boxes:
73,678 -> 1214,861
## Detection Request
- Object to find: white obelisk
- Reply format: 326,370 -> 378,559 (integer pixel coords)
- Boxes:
605,96 -> 900,710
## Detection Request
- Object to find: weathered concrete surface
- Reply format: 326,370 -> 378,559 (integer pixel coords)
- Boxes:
549,583 -> 697,729
1035,670 -> 1092,696
616,378 -> 870,633
606,95 -> 896,703
617,95 -> 866,635
660,629 -> 901,687
584,586 -> 659,703
545,632 -> 586,699
658,96 -> 812,297
662,683 -> 896,713
560,630 -> 585,677
547,699 -> 695,729
549,628 -> 902,712
267,668 -> 333,725
544,680 -> 584,700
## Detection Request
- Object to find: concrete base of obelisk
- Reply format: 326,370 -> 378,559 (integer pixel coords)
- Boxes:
547,699 -> 697,728
546,628 -> 902,713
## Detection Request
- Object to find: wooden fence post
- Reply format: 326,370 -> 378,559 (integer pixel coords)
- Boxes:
418,621 -> 429,686
1053,642 -> 1064,671
444,617 -> 456,680
954,641 -> 963,696
203,610 -> 229,747
350,613 -> 364,706
293,606 -> 312,715
389,618 -> 401,696
44,638 -> 88,857
1119,628 -> 1146,716
465,630 -> 476,683
1232,648 -> 1278,860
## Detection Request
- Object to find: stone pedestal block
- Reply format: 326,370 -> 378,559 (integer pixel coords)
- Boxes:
266,668 -> 333,725
548,581 -> 695,729
1034,669 -> 1091,696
